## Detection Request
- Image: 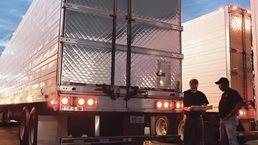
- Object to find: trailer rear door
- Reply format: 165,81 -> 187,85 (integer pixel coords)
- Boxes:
60,0 -> 183,90
228,6 -> 253,101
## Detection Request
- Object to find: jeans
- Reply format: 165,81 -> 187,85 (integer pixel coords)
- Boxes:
184,116 -> 204,145
220,115 -> 239,145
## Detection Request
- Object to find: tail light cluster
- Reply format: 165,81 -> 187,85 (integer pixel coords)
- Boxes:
154,100 -> 183,111
60,96 -> 97,108
238,109 -> 247,117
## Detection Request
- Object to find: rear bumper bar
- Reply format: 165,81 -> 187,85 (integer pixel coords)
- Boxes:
60,135 -> 181,145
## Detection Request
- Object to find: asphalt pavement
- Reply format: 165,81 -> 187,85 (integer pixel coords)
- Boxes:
0,123 -> 257,145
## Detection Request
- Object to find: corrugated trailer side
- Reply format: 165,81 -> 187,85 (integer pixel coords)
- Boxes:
0,0 -> 62,144
0,0 -> 61,105
182,9 -> 228,110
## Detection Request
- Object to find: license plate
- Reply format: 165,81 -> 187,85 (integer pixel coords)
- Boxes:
130,116 -> 144,124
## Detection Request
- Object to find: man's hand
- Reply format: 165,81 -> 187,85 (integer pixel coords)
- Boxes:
183,106 -> 192,112
224,101 -> 245,120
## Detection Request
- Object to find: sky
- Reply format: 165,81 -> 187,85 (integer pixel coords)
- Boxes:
0,0 -> 251,54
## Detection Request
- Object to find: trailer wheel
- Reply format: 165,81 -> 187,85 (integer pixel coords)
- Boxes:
19,107 -> 30,145
28,108 -> 38,145
178,120 -> 185,141
155,116 -> 169,135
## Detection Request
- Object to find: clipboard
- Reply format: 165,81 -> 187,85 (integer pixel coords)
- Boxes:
190,105 -> 213,111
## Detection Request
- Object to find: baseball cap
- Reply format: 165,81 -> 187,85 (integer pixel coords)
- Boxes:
215,77 -> 229,85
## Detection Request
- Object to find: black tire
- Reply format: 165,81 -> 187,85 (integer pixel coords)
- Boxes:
19,107 -> 30,145
28,108 -> 38,145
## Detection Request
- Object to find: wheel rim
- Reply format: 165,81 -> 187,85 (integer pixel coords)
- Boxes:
155,117 -> 168,135
29,108 -> 37,145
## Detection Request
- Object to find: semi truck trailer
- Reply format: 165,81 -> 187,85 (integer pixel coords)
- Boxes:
0,0 -> 184,145
182,4 -> 258,143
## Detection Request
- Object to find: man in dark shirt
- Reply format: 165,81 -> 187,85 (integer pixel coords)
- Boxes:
215,77 -> 244,145
183,79 -> 209,145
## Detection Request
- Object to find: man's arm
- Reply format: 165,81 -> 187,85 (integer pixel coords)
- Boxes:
225,92 -> 245,119
202,92 -> 209,105
231,101 -> 245,115
183,91 -> 191,111
183,106 -> 193,112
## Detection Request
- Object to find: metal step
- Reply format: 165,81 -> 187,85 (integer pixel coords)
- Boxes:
238,131 -> 258,141
60,135 -> 181,145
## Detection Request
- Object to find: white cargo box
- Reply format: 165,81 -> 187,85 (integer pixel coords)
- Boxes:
0,0 -> 183,106
182,5 -> 253,111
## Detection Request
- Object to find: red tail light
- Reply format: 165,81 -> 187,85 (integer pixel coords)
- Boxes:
61,97 -> 70,105
164,102 -> 169,108
154,100 -> 174,110
50,98 -> 58,105
87,98 -> 94,106
238,109 -> 247,116
175,101 -> 183,109
75,97 -> 97,108
59,96 -> 97,110
77,98 -> 85,106
156,101 -> 163,109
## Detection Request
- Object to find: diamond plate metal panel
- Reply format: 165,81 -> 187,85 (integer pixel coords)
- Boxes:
132,0 -> 180,25
131,22 -> 180,53
64,10 -> 113,43
131,54 -> 181,89
115,19 -> 128,45
114,19 -> 181,53
62,0 -> 182,90
131,54 -> 157,88
115,51 -> 127,86
61,44 -> 111,85
66,0 -> 128,15
114,50 -> 181,89
66,0 -> 113,12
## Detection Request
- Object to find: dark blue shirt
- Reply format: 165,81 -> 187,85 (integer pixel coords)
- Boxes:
183,90 -> 209,118
219,88 -> 243,119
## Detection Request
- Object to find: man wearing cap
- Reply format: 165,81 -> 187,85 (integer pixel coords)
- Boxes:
183,79 -> 209,145
215,77 -> 244,145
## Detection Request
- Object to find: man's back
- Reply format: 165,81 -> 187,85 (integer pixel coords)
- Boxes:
219,88 -> 243,119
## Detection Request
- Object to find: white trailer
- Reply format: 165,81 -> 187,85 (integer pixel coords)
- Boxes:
182,5 -> 254,115
0,0 -> 184,145
182,4 -> 258,143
